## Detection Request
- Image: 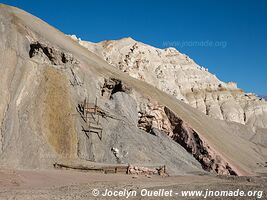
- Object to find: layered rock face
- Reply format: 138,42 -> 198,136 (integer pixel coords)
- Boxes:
76,37 -> 267,130
134,96 -> 238,175
0,5 -> 266,177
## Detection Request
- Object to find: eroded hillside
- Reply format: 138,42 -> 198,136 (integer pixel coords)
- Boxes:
76,37 -> 267,130
0,4 -> 266,177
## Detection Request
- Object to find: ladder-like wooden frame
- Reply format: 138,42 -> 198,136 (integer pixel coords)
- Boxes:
81,98 -> 103,140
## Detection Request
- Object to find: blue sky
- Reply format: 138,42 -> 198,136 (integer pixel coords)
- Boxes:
1,0 -> 267,94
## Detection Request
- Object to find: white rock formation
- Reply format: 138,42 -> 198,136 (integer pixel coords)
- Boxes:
71,36 -> 267,129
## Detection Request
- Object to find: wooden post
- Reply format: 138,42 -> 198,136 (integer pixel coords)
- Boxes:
99,130 -> 102,140
94,97 -> 97,114
127,164 -> 130,174
83,98 -> 86,115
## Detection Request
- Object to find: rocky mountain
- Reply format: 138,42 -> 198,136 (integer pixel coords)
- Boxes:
75,36 -> 267,130
0,4 -> 266,177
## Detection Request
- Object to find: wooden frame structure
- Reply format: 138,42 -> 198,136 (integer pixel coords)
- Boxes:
81,98 -> 103,140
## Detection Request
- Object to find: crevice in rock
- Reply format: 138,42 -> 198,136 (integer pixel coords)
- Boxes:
137,112 -> 154,133
101,78 -> 131,99
243,112 -> 247,123
29,42 -> 78,66
164,106 -> 237,176
124,43 -> 138,66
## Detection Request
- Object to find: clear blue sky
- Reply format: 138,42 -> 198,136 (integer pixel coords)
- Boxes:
1,0 -> 267,95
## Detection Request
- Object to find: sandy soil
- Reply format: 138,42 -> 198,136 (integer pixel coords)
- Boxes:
0,169 -> 266,199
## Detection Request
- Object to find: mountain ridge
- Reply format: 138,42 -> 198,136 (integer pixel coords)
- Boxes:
0,4 -> 266,177
72,35 -> 267,130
